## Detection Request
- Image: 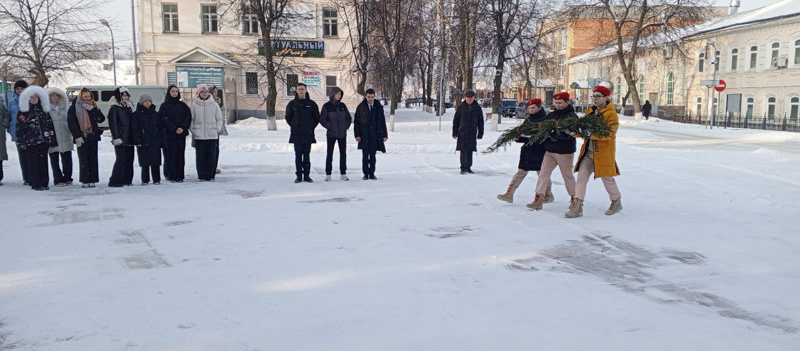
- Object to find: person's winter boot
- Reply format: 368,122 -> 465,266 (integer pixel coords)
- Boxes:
497,171 -> 526,203
543,184 -> 555,203
605,199 -> 623,215
303,174 -> 313,183
565,198 -> 583,218
294,173 -> 303,183
525,194 -> 545,210
325,175 -> 332,181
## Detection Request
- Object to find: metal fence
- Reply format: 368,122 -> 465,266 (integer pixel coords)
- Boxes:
671,112 -> 800,133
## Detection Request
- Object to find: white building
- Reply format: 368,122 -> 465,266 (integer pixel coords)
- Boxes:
136,0 -> 359,121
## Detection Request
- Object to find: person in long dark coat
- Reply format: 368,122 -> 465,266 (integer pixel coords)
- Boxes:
132,94 -> 166,185
452,90 -> 484,174
497,98 -> 551,204
67,88 -> 105,188
16,86 -> 57,191
642,100 -> 652,120
285,83 -> 320,183
160,85 -> 191,182
353,88 -> 388,180
107,87 -> 135,187
319,86 -> 352,181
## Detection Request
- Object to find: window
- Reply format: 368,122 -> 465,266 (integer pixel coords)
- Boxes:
795,40 -> 800,65
615,77 -> 621,105
638,75 -> 645,103
201,5 -> 218,33
323,7 -> 338,37
750,46 -> 758,69
666,73 -> 674,105
698,53 -> 705,73
245,72 -> 259,95
767,96 -> 776,118
746,97 -> 754,117
166,71 -> 177,86
730,48 -> 738,71
771,42 -> 780,65
696,97 -> 702,116
558,55 -> 565,78
162,4 -> 179,33
561,29 -> 567,49
243,6 -> 259,34
325,75 -> 337,97
790,97 -> 799,120
286,73 -> 298,96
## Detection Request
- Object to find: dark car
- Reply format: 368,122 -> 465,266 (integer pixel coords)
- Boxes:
515,101 -> 528,119
500,99 -> 518,117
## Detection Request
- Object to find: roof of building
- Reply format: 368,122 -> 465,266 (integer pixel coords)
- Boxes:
689,0 -> 800,37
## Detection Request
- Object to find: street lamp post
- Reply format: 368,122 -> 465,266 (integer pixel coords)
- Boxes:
100,19 -> 117,86
706,40 -> 718,129
131,0 -> 139,85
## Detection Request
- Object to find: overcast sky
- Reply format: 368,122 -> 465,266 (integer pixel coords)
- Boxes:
101,0 -> 783,49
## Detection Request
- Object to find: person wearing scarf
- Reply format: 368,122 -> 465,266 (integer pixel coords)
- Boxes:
107,86 -> 135,187
67,87 -> 106,188
16,86 -> 57,191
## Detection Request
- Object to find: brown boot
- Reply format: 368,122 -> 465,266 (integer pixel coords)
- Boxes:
605,199 -> 623,215
526,194 -> 545,210
497,171 -> 526,203
543,184 -> 555,203
565,198 -> 583,218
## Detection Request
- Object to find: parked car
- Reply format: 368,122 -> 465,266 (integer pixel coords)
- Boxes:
500,99 -> 518,118
66,85 -> 168,129
515,101 -> 528,119
482,99 -> 492,108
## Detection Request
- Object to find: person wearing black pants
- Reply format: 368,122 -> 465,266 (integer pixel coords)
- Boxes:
48,152 -> 72,185
353,89 -> 388,180
452,90 -> 484,174
25,144 -> 50,190
0,97 -> 10,186
285,83 -> 320,183
67,88 -> 105,188
107,87 -> 135,187
319,87 -> 351,181
189,84 -> 223,182
16,85 -> 57,191
47,87 -> 74,186
159,85 -> 191,182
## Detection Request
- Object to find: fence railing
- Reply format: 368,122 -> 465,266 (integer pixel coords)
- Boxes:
670,112 -> 800,133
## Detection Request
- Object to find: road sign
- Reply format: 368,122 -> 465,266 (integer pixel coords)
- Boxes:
700,79 -> 721,87
715,79 -> 727,92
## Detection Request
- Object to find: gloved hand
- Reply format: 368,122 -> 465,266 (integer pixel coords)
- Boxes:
82,103 -> 94,111
112,138 -> 123,146
75,137 -> 84,148
565,130 -> 575,136
584,131 -> 592,137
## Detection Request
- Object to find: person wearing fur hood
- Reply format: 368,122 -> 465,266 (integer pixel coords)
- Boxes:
46,87 -> 74,186
16,86 -> 57,190
189,84 -> 223,181
67,87 -> 106,188
132,94 -> 166,185
107,86 -> 135,187
159,85 -> 191,182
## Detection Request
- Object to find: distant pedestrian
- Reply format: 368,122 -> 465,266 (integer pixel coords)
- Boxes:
9,80 -> 29,185
354,88 -> 388,180
107,87 -> 135,187
319,86 -> 352,181
285,82 -> 320,183
132,94 -> 166,185
527,92 -> 577,211
46,87 -> 74,187
0,96 -> 11,186
68,88 -> 105,188
160,85 -> 191,182
642,100 -> 652,120
497,98 -> 552,204
452,90 -> 484,174
190,84 -> 223,182
16,86 -> 57,191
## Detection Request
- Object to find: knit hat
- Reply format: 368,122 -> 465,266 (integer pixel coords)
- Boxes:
553,92 -> 570,101
526,98 -> 542,106
14,80 -> 28,90
197,84 -> 209,93
139,93 -> 153,104
593,85 -> 612,97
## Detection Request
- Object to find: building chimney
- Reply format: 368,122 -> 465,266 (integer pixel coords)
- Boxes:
729,0 -> 741,15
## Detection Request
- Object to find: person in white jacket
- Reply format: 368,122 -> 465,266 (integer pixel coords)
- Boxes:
46,87 -> 74,186
190,84 -> 223,181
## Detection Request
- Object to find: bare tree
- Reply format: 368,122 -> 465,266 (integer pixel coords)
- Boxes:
0,0 -> 107,86
562,0 -> 715,120
334,0 -> 373,96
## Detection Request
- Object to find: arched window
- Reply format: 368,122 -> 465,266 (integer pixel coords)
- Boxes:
696,97 -> 702,117
790,97 -> 799,120
767,96 -> 776,118
698,53 -> 705,73
666,73 -> 674,105
795,40 -> 800,65
730,48 -> 739,71
638,75 -> 645,103
746,97 -> 754,117
771,42 -> 780,65
750,46 -> 758,69
615,77 -> 622,105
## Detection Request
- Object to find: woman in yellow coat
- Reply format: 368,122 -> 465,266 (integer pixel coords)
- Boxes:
566,85 -> 622,218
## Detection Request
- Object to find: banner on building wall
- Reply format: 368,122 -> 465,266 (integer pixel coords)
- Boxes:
303,71 -> 321,88
176,66 -> 225,88
259,39 -> 325,58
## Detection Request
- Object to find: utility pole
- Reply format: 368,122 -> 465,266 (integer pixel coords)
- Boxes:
131,0 -> 139,85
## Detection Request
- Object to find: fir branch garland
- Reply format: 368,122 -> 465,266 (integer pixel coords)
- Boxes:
483,111 -> 613,154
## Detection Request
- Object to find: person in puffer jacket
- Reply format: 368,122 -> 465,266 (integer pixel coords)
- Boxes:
189,84 -> 223,182
319,86 -> 351,181
159,85 -> 191,182
16,86 -> 57,191
46,87 -> 74,186
107,86 -> 135,187
132,94 -> 166,185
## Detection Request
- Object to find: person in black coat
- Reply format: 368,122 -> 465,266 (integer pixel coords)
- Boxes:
16,86 -> 57,191
107,87 -> 135,187
528,92 -> 577,210
497,98 -> 552,204
642,100 -> 652,120
67,88 -> 105,188
353,89 -> 388,180
452,90 -> 484,174
132,94 -> 166,185
285,83 -> 320,183
160,85 -> 191,182
319,86 -> 352,181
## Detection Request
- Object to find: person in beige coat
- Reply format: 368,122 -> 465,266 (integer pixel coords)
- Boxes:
189,84 -> 223,181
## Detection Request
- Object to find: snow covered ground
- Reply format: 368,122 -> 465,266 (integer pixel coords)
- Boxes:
1,108 -> 799,350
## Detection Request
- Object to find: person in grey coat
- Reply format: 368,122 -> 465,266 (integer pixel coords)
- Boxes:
46,87 -> 74,186
319,86 -> 352,181
452,90 -> 484,174
0,98 -> 10,185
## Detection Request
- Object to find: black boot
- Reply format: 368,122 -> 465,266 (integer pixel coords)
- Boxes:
294,173 -> 302,183
303,173 -> 313,183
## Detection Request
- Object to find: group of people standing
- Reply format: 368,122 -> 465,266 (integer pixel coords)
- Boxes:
489,86 -> 624,218
285,83 -> 388,182
1,80 -> 224,190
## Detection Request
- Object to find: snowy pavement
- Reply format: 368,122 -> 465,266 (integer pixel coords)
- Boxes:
1,108 -> 799,350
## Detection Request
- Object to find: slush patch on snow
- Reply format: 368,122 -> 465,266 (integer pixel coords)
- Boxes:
165,220 -> 193,227
123,253 -> 171,270
300,197 -> 363,204
48,208 -> 124,225
177,322 -> 196,329
752,148 -> 780,155
663,250 -> 707,265
426,226 -> 474,239
229,189 -> 265,199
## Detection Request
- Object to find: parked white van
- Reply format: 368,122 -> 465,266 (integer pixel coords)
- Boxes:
65,85 -> 168,128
